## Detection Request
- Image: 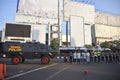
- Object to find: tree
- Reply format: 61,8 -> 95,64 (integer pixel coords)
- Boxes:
50,38 -> 58,50
110,40 -> 120,52
100,40 -> 120,48
112,40 -> 120,48
84,45 -> 93,48
100,41 -> 112,48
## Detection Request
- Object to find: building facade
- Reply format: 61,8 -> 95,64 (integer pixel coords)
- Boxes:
92,12 -> 120,45
15,0 -> 63,45
64,0 -> 95,47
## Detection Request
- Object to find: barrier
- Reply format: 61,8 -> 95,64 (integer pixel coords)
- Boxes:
0,64 -> 4,80
3,64 -> 6,77
0,63 -> 7,80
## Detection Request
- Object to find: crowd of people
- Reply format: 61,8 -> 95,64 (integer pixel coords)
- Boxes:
64,50 -> 120,64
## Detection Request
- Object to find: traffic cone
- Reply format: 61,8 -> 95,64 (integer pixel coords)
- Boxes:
84,70 -> 88,75
3,64 -> 7,77
0,64 -> 4,80
0,73 -> 4,80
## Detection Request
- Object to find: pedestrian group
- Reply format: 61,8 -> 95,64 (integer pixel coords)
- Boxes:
64,50 -> 120,64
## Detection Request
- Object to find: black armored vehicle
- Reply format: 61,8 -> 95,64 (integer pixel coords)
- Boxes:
0,42 -> 57,65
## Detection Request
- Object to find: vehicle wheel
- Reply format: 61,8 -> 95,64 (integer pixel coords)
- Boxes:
41,56 -> 50,64
12,55 -> 22,65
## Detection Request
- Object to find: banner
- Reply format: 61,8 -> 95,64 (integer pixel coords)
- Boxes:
18,0 -> 63,19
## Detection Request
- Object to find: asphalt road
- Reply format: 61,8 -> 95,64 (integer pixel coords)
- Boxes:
1,58 -> 120,80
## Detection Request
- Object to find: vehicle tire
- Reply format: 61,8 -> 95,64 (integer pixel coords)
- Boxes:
41,56 -> 50,64
12,55 -> 22,65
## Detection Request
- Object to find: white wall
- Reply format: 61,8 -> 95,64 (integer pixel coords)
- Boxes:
62,35 -> 70,42
95,24 -> 120,37
64,0 -> 95,24
70,16 -> 84,47
95,24 -> 120,43
84,24 -> 92,45
16,0 -> 63,45
16,14 -> 58,25
95,12 -> 120,43
64,0 -> 95,46
95,12 -> 120,26
18,0 -> 63,19
32,24 -> 46,44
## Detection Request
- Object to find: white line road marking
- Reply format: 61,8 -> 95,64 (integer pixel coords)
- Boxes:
46,66 -> 71,80
5,63 -> 58,80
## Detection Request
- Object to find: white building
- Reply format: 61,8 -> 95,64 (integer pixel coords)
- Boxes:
62,35 -> 70,47
15,0 -> 63,45
92,12 -> 120,44
63,0 -> 120,47
2,0 -> 120,47
64,0 -> 95,47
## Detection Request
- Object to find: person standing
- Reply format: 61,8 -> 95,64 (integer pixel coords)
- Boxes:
112,54 -> 116,62
83,51 -> 87,63
77,51 -> 81,63
105,53 -> 109,62
101,53 -> 105,62
73,51 -> 77,63
86,51 -> 90,64
97,51 -> 101,62
94,51 -> 97,62
69,53 -> 73,63
64,56 -> 68,62
109,53 -> 112,63
80,51 -> 83,63
90,50 -> 94,63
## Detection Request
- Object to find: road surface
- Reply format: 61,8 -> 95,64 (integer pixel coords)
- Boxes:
0,58 -> 120,80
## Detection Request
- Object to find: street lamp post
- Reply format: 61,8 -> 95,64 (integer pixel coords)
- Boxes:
58,0 -> 60,55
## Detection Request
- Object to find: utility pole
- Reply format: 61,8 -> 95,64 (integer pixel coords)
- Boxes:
66,21 -> 69,47
58,0 -> 60,55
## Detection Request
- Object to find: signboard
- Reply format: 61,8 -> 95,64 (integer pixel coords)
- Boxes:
18,0 -> 63,19
5,23 -> 31,37
2,22 -> 32,42
70,16 -> 84,47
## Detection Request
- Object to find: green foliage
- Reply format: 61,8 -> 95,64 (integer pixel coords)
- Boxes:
100,41 -> 112,48
112,40 -> 120,48
100,40 -> 120,48
50,38 -> 58,50
84,45 -> 93,48
109,40 -> 120,52
114,40 -> 120,45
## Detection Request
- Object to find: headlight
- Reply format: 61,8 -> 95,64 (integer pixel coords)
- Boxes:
49,52 -> 52,55
3,54 -> 6,58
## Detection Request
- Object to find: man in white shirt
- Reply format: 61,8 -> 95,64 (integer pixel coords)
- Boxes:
77,51 -> 81,63
73,51 -> 77,63
86,51 -> 90,64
